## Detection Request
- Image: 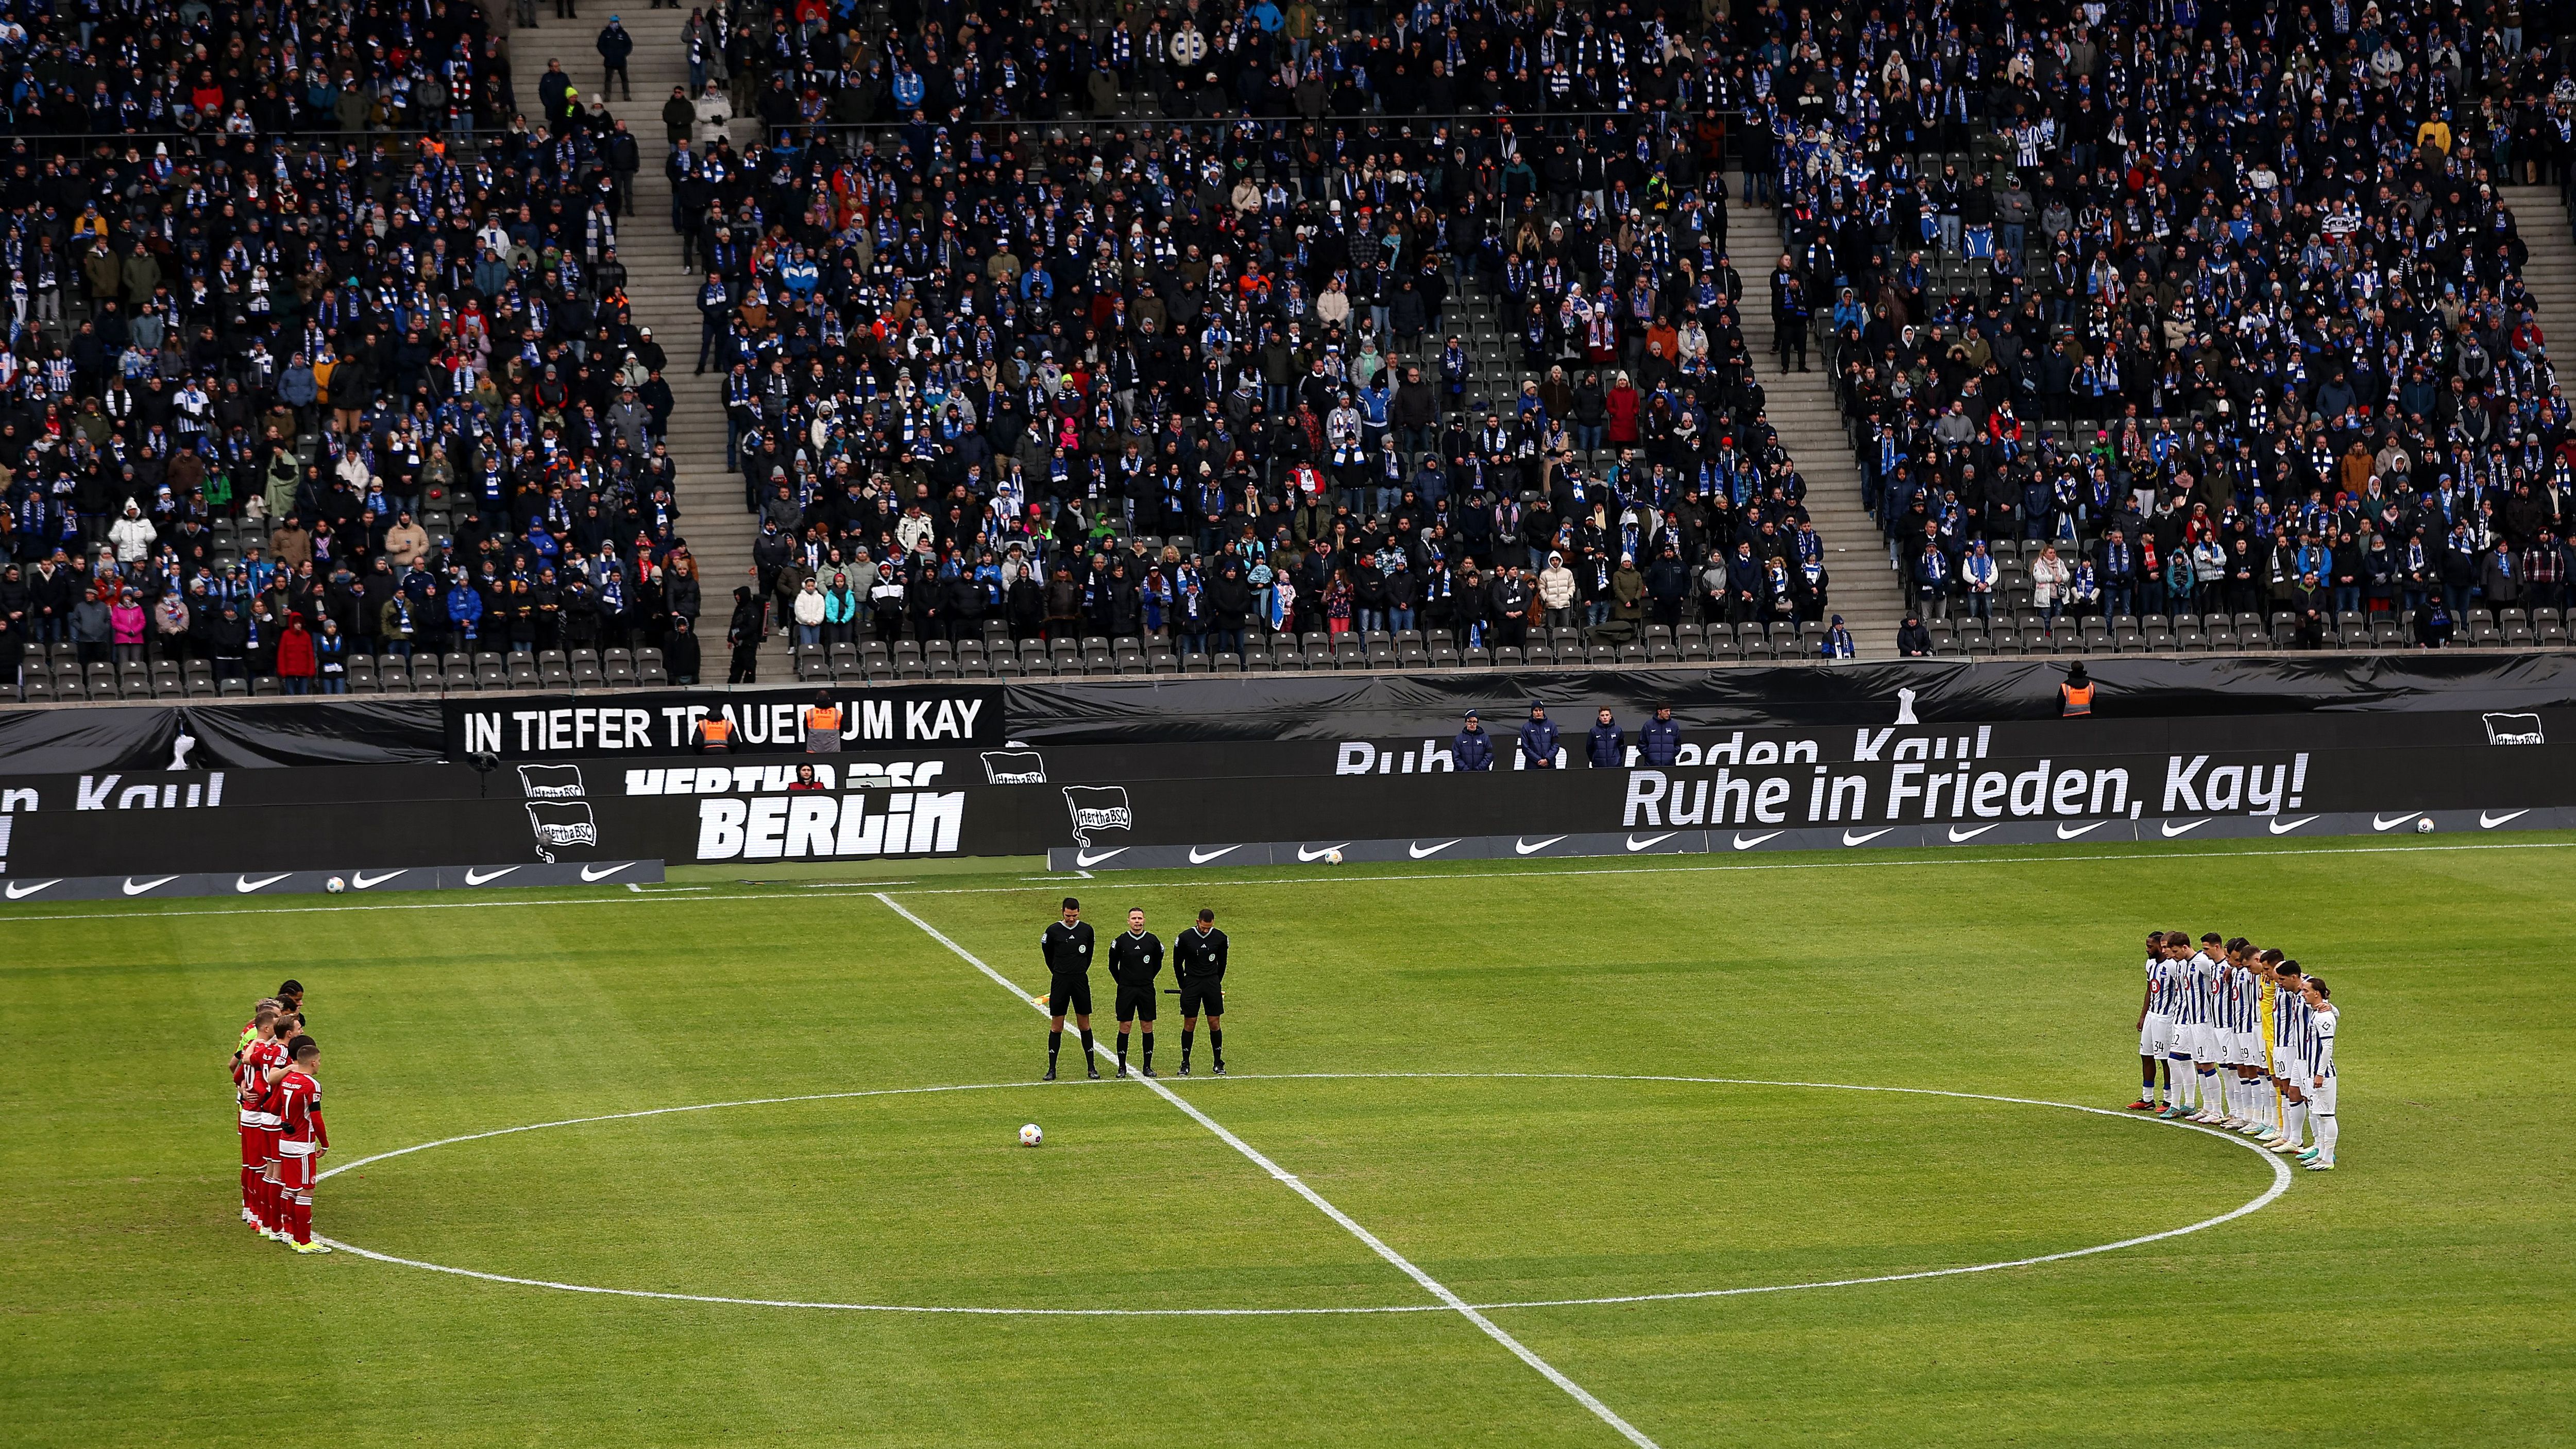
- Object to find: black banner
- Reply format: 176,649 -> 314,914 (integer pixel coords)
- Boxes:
439,684 -> 1007,759
1,711 -> 2566,880
8,655 -> 2576,775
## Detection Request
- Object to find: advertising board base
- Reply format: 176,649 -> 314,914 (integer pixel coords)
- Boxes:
1045,809 -> 2576,872
0,861 -> 665,904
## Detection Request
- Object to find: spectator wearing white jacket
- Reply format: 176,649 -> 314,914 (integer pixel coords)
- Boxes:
108,500 -> 157,563
791,576 -> 827,646
1537,551 -> 1578,629
692,82 -> 733,146
2030,543 -> 2072,620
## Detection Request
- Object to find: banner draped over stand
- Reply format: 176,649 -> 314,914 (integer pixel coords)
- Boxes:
6,655 -> 2576,772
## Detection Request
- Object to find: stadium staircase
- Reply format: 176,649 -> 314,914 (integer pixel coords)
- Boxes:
2503,184 -> 2576,357
521,5 -> 777,675
1734,192 -> 1910,653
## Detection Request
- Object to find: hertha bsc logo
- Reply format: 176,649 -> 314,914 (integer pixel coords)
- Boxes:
2482,712 -> 2545,745
518,763 -> 588,798
980,749 -> 1048,785
1062,786 -> 1132,846
526,801 -> 600,862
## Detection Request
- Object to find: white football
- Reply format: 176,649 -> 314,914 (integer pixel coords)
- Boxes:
2415,816 -> 2435,833
1019,1123 -> 1043,1147
1325,849 -> 1344,865
326,877 -> 347,894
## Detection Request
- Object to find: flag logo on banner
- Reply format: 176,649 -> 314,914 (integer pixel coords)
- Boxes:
1062,786 -> 1133,847
2482,712 -> 2545,745
526,802 -> 601,862
980,749 -> 1049,785
518,763 -> 589,798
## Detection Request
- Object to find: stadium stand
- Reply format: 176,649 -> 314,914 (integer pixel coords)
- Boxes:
1,0 -> 2572,698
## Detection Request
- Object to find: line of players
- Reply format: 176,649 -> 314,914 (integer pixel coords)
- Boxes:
230,981 -> 333,1251
1038,899 -> 1229,1081
2131,931 -> 2341,1171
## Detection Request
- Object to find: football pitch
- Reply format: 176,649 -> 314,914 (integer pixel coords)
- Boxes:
9,836 -> 2574,1447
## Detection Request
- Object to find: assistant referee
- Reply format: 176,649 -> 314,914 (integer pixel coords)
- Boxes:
1040,897 -> 1099,1080
1173,908 -> 1228,1076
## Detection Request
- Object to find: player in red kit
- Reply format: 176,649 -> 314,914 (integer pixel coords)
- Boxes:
231,1001 -> 282,1231
270,1036 -> 331,1253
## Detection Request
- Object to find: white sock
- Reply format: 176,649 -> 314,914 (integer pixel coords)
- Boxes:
2315,1112 -> 2337,1162
2172,1062 -> 2195,1107
2285,1101 -> 2305,1147
2199,1070 -> 2219,1112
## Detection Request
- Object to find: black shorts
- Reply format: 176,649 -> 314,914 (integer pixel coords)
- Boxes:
1114,983 -> 1157,1023
1047,974 -> 1092,1017
1178,978 -> 1224,1018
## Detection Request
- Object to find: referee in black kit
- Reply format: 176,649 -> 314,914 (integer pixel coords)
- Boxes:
1173,909 -> 1228,1076
1041,898 -> 1099,1080
1108,908 -> 1163,1078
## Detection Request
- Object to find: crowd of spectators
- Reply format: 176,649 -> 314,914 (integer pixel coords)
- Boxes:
1779,2 -> 2576,652
0,0 -> 699,695
4,0 -> 2575,701
665,0 -> 1874,674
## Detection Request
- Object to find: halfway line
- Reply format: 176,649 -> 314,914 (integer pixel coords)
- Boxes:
871,893 -> 1663,1449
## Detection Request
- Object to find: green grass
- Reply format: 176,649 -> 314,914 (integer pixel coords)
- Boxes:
5,834 -> 2573,1447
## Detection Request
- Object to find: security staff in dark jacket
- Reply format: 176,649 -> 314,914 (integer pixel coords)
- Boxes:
1107,908 -> 1163,1078
1172,908 -> 1228,1075
1040,897 -> 1099,1080
1639,705 -> 1681,765
1586,707 -> 1625,767
1519,701 -> 1561,768
1453,708 -> 1494,771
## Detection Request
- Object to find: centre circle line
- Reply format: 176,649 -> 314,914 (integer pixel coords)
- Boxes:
316,1072 -> 2291,1316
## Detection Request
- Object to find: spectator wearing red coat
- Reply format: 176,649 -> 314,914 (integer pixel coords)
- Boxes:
1605,372 -> 1642,447
276,615 -> 318,694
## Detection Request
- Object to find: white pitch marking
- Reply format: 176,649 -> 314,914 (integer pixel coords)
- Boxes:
2,840 -> 2564,925
871,897 -> 1631,1448
318,1073 -> 2285,1317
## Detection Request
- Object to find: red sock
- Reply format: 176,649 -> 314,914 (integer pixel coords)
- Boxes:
263,1174 -> 281,1230
243,1165 -> 260,1220
293,1194 -> 313,1246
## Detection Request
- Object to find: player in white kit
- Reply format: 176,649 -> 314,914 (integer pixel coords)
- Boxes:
2130,931 -> 2174,1111
2184,932 -> 2230,1124
2267,960 -> 2313,1155
2297,978 -> 2339,1171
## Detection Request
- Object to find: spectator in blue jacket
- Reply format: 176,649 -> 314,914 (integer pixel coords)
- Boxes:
1518,701 -> 1560,769
1452,709 -> 1493,771
1585,707 -> 1624,768
1638,706 -> 1681,765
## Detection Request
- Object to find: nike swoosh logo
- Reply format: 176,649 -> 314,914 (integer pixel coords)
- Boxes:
1626,832 -> 1677,851
2055,822 -> 2106,840
2371,813 -> 2418,831
350,870 -> 406,890
1841,827 -> 1894,846
2160,819 -> 2209,838
1074,848 -> 1128,867
1187,845 -> 1241,864
463,866 -> 520,885
122,875 -> 180,895
579,863 -> 632,881
1947,824 -> 1998,842
1406,840 -> 1460,859
2480,810 -> 2530,829
2266,816 -> 2317,835
1732,831 -> 1782,849
1296,843 -> 1351,862
4,880 -> 60,899
235,873 -> 291,893
1514,836 -> 1567,855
